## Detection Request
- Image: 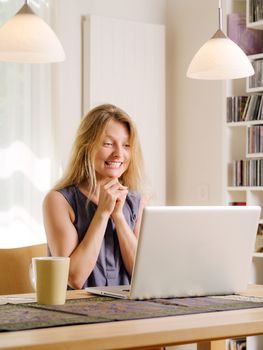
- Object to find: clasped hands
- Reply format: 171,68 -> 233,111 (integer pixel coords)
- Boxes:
97,177 -> 128,219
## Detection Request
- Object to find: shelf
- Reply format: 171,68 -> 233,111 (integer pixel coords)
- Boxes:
227,121 -> 263,127
246,153 -> 263,158
248,53 -> 263,60
253,252 -> 263,258
247,21 -> 263,30
246,86 -> 263,93
227,187 -> 263,191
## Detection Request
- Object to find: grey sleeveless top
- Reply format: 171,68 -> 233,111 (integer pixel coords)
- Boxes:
56,185 -> 140,288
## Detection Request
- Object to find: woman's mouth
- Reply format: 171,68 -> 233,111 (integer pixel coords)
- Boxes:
105,161 -> 123,168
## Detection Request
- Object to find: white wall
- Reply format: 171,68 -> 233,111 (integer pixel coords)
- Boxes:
52,0 -> 230,205
166,0 -> 225,205
53,0 -> 225,206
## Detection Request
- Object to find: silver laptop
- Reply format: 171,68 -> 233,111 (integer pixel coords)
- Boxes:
85,205 -> 261,299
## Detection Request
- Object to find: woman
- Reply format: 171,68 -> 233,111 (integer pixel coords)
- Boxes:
43,104 -> 146,290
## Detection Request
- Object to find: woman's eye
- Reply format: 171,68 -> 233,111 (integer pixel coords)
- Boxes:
124,144 -> 130,149
103,142 -> 112,147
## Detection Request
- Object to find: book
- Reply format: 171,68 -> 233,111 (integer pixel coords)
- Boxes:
229,202 -> 246,206
255,223 -> 263,253
229,337 -> 246,350
248,59 -> 263,89
226,96 -> 248,122
231,159 -> 263,187
249,0 -> 263,22
245,95 -> 261,121
247,125 -> 263,154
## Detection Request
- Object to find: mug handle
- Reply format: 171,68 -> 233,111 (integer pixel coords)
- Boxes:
28,260 -> 36,291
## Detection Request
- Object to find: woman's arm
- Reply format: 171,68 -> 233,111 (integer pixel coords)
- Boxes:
43,190 -> 110,289
111,193 -> 146,275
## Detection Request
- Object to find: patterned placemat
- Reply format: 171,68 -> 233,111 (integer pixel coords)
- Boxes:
1,294 -> 263,332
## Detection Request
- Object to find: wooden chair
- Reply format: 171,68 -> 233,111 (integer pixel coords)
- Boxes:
0,243 -> 47,295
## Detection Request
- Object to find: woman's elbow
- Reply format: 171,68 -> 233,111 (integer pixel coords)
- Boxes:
68,273 -> 85,290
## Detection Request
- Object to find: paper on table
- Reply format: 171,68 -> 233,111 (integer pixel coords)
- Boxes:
0,296 -> 36,305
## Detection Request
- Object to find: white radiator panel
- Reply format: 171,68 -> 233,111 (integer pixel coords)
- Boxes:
82,15 -> 165,204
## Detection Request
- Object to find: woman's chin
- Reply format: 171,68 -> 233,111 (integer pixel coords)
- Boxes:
105,169 -> 123,178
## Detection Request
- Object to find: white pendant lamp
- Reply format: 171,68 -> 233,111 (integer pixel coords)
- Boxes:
186,0 -> 254,80
0,0 -> 65,63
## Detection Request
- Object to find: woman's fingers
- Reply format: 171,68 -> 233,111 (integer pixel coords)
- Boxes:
102,177 -> 118,190
101,177 -> 127,192
97,178 -> 128,216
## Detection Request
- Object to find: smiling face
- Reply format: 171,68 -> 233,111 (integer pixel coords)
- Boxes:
94,119 -> 131,182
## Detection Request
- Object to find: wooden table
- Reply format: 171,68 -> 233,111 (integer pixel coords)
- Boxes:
0,286 -> 263,350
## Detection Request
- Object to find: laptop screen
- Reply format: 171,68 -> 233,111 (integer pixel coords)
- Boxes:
130,205 -> 260,299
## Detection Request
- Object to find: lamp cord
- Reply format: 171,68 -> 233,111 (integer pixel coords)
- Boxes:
218,0 -> 223,30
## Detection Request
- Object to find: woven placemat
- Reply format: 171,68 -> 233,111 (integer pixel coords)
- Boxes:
1,294 -> 263,332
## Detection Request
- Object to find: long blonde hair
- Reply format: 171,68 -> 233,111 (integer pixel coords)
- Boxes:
54,104 -> 145,194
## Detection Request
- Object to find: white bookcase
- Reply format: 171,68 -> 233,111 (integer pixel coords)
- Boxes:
225,0 -> 263,349
225,0 -> 263,260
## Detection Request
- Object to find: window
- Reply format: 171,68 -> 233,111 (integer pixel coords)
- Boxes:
0,0 -> 54,247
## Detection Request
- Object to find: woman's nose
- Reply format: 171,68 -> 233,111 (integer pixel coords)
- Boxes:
112,144 -> 122,157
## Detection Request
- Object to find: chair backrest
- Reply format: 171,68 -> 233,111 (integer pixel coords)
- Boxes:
0,243 -> 47,295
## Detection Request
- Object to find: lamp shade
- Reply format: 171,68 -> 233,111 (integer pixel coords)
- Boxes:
0,3 -> 65,63
187,30 -> 254,80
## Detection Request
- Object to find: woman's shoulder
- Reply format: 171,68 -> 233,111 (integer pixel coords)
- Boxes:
42,189 -> 69,215
43,185 -> 77,207
44,189 -> 63,203
56,184 -> 76,196
127,191 -> 140,203
126,191 -> 141,214
126,191 -> 149,208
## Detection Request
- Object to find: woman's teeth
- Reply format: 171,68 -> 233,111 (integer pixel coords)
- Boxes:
106,161 -> 122,168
